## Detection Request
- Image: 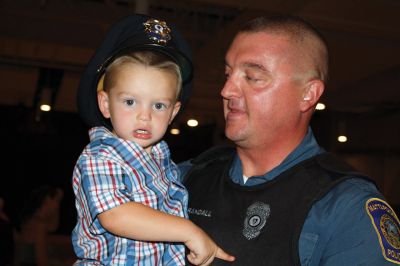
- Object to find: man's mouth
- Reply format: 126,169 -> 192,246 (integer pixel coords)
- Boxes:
227,99 -> 246,112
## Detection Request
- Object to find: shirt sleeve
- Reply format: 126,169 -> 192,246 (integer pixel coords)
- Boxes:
304,178 -> 399,265
79,155 -> 132,234
176,159 -> 193,182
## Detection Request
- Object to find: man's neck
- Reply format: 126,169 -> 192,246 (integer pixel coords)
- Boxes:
237,131 -> 307,177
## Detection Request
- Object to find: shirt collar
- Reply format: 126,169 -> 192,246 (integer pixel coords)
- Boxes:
230,127 -> 325,186
89,126 -> 172,168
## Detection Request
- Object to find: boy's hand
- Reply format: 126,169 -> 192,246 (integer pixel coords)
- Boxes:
187,246 -> 235,265
185,227 -> 235,265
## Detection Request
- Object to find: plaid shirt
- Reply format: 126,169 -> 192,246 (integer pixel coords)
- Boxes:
72,127 -> 188,265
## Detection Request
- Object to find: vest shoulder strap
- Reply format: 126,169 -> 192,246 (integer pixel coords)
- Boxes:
315,152 -> 371,180
191,145 -> 235,165
183,146 -> 234,183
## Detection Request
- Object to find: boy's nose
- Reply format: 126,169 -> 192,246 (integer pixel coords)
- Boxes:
137,108 -> 151,121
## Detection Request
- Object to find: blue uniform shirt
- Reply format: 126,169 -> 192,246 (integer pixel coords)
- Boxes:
179,128 -> 400,265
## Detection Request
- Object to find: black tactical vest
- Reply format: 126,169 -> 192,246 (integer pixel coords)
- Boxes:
184,146 -> 370,266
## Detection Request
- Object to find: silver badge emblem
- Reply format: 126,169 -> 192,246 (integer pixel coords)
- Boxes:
143,19 -> 171,45
243,202 -> 271,240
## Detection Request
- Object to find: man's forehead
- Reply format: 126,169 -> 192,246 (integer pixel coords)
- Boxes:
227,32 -> 298,65
230,32 -> 290,53
224,47 -> 277,74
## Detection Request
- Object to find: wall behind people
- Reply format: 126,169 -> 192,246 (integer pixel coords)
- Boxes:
14,186 -> 63,266
0,196 -> 14,266
1,105 -> 87,234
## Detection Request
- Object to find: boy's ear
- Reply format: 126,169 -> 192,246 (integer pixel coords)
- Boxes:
169,101 -> 181,124
300,79 -> 324,112
98,91 -> 111,118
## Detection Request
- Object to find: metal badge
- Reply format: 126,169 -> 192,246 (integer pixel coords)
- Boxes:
143,18 -> 171,45
243,201 -> 271,240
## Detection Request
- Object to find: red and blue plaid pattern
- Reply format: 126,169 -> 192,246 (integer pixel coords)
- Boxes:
72,127 -> 188,265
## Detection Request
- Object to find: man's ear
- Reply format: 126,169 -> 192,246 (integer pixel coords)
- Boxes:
300,79 -> 325,112
169,101 -> 181,124
98,90 -> 111,118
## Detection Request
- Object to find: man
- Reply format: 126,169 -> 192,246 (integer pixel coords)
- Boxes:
181,15 -> 400,265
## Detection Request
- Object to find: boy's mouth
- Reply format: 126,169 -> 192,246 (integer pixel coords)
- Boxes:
136,129 -> 149,134
133,129 -> 152,139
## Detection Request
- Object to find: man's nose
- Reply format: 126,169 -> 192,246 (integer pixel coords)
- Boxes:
221,74 -> 241,99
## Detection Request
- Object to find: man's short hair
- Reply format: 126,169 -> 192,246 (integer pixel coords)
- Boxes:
239,14 -> 329,82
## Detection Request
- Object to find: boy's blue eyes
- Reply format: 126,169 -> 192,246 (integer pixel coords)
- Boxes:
125,99 -> 135,106
123,99 -> 167,110
154,103 -> 166,110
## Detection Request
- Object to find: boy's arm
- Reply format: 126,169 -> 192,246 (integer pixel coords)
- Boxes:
99,201 -> 198,242
98,202 -> 235,265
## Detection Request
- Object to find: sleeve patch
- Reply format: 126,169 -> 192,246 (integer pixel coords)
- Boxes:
366,198 -> 400,264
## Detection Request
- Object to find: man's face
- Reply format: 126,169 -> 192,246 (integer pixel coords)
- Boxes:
221,32 -> 306,149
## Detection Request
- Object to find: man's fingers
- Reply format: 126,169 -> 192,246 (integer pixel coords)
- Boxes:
215,247 -> 235,262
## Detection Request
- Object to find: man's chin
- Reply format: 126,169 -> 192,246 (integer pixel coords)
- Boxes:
225,127 -> 244,142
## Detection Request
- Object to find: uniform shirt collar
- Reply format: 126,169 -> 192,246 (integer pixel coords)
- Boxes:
230,127 -> 325,186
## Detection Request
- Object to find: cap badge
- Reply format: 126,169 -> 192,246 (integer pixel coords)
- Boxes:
143,19 -> 171,45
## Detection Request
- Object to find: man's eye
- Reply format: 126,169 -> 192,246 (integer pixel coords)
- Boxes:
154,102 -> 167,110
124,99 -> 135,106
245,76 -> 257,81
224,67 -> 233,80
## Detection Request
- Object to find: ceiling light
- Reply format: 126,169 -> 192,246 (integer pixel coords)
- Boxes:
316,103 -> 326,110
40,104 -> 51,112
337,135 -> 348,143
38,87 -> 52,112
170,128 -> 180,135
187,119 -> 198,127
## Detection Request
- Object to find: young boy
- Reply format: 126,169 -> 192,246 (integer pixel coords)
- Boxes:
72,14 -> 234,265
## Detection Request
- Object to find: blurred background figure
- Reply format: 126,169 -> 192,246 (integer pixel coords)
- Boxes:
0,196 -> 15,266
14,186 -> 63,266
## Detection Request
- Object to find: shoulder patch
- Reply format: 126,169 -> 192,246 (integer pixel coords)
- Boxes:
366,198 -> 400,264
